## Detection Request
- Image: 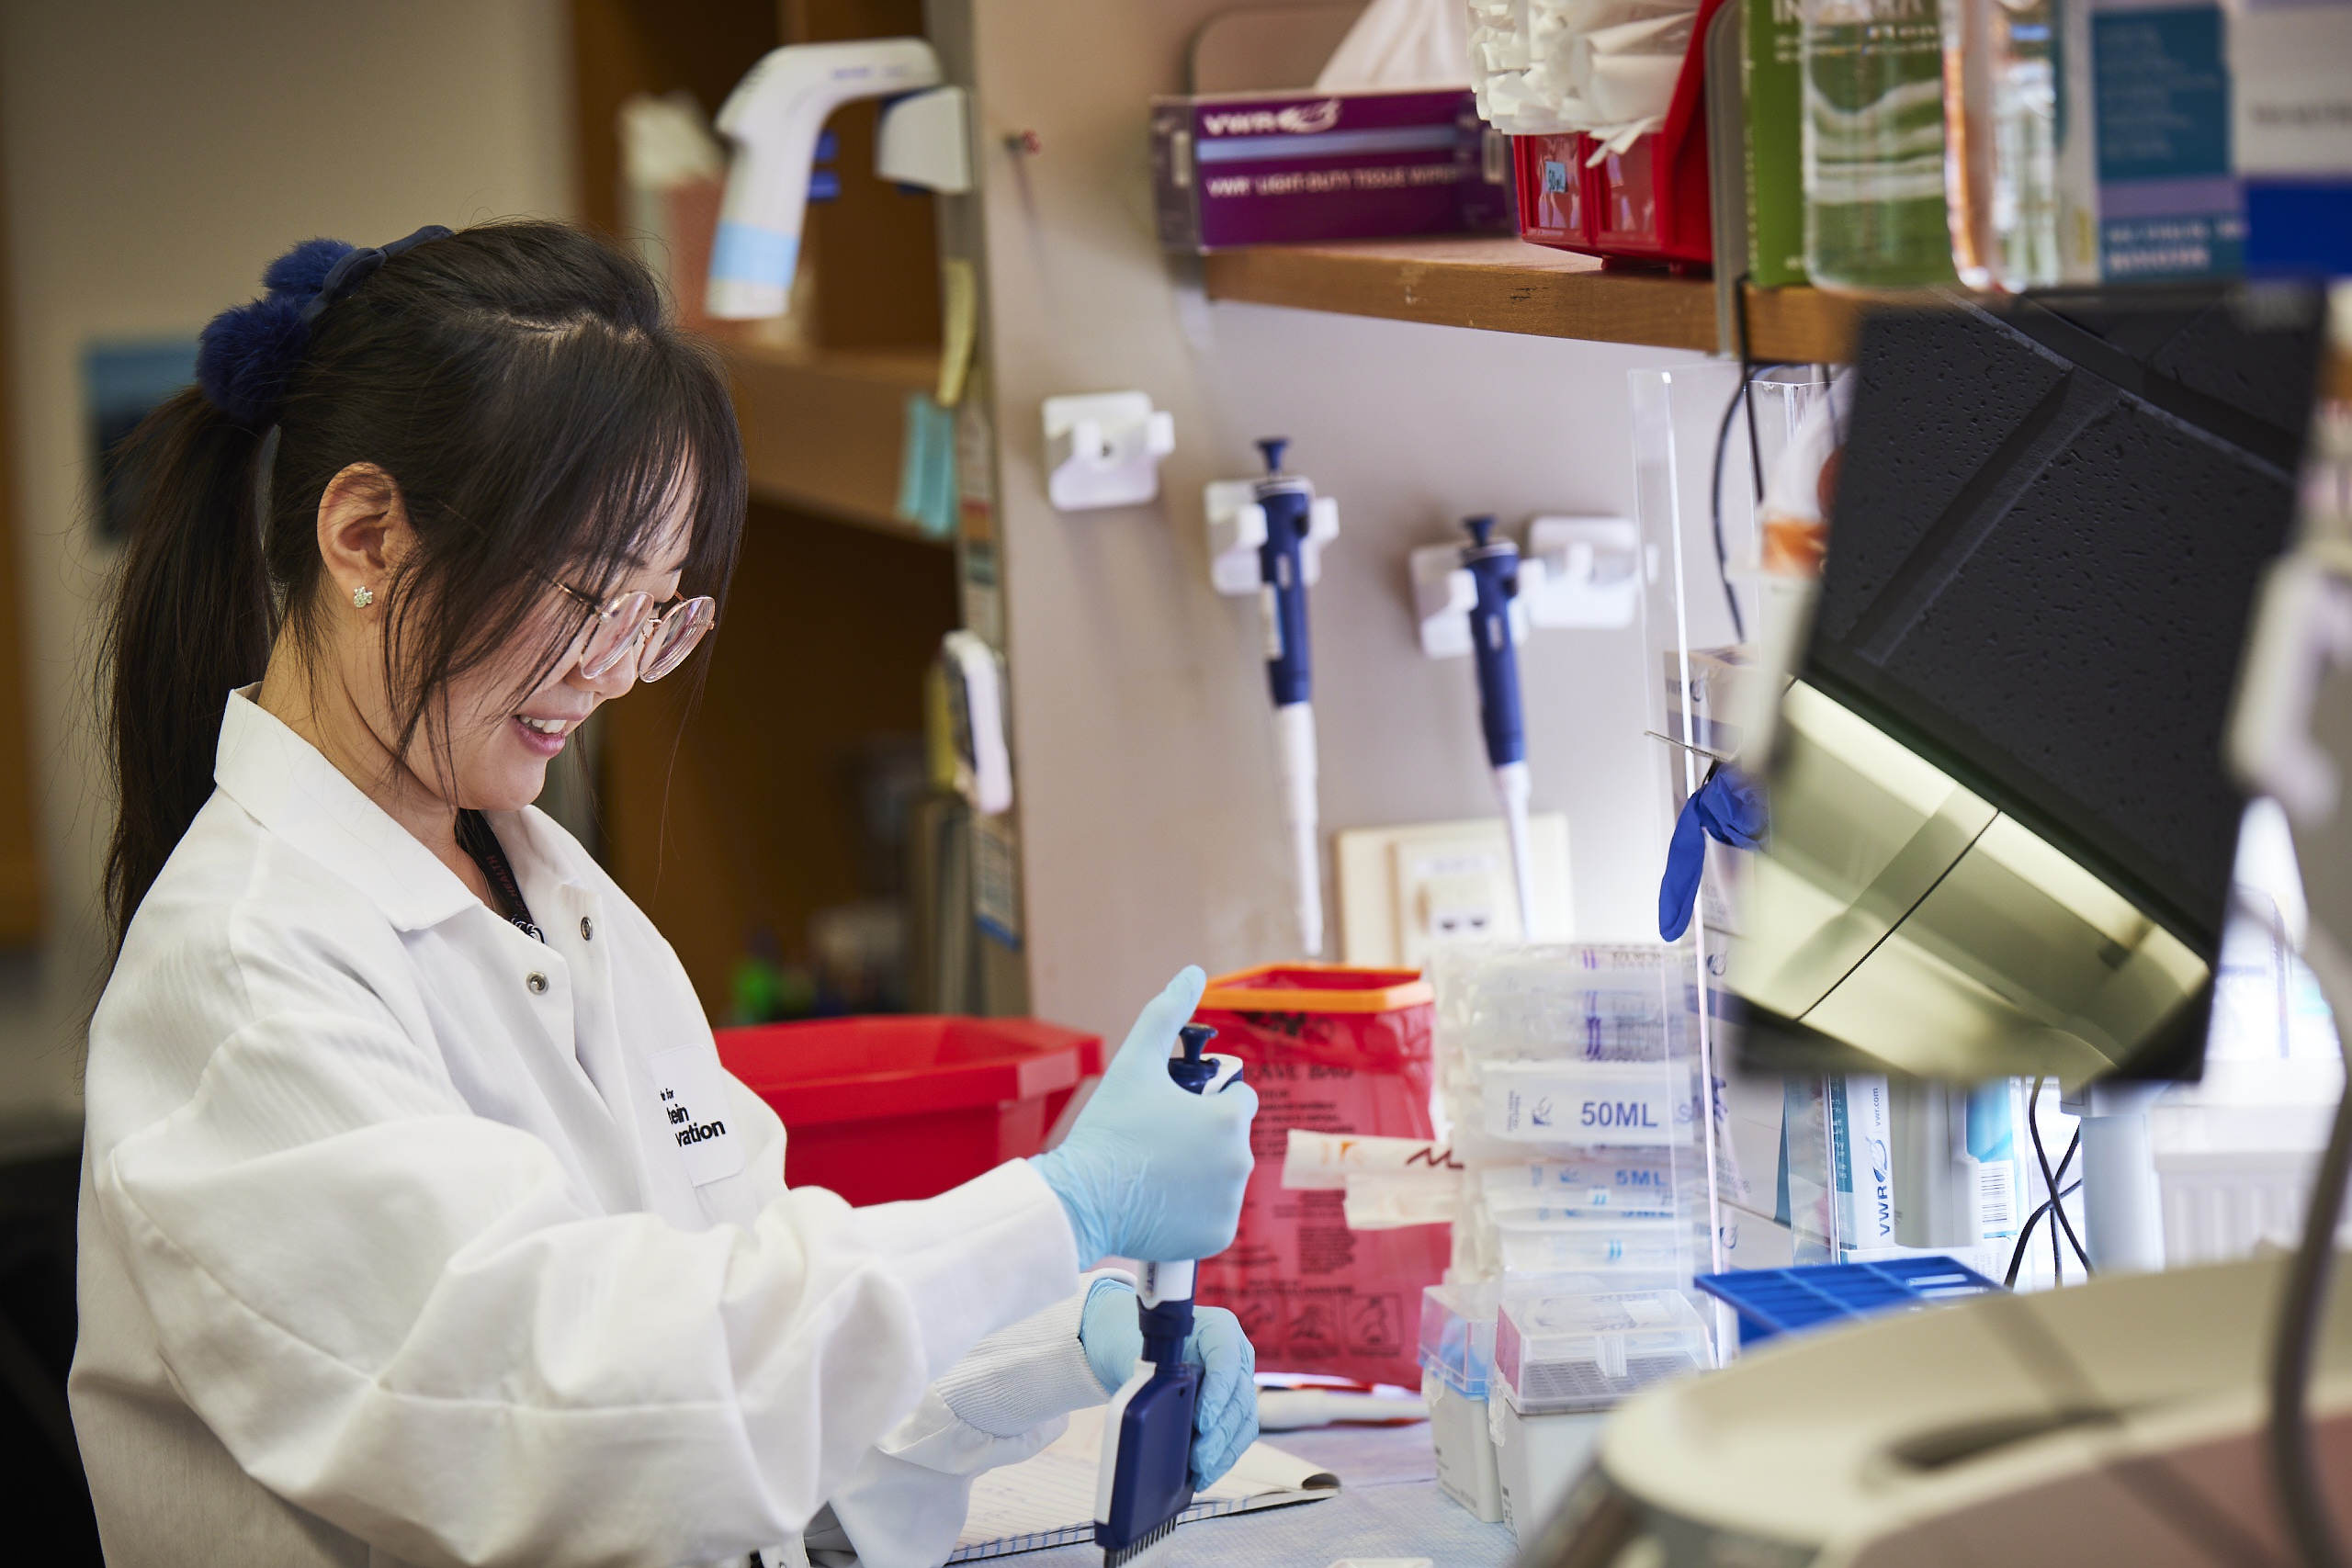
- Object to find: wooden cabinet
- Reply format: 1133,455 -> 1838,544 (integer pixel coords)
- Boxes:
572,0 -> 954,1019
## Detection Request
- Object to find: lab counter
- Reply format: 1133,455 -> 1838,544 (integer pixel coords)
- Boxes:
985,1421 -> 1516,1568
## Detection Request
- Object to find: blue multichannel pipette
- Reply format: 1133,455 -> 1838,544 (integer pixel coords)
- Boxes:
1094,1023 -> 1246,1568
1460,515 -> 1539,938
1252,439 -> 1325,957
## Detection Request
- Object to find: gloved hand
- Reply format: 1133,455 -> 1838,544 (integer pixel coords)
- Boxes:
1031,966 -> 1258,1266
1658,764 -> 1767,941
1079,1277 -> 1260,1489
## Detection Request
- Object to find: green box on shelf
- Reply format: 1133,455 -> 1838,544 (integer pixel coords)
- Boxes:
1744,0 -> 1807,288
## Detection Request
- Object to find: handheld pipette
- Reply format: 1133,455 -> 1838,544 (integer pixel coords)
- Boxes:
1094,1023 -> 1246,1568
1252,439 -> 1326,957
1460,515 -> 1539,939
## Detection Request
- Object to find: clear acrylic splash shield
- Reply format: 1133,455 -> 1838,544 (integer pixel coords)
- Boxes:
1630,361 -> 1753,1303
1628,363 -> 1846,1297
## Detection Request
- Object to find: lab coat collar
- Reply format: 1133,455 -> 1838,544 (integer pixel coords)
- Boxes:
211,687 -> 481,932
482,806 -> 598,912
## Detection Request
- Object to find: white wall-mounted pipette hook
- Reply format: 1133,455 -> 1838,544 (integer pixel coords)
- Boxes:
1524,515 -> 1640,629
1204,478 -> 1339,597
876,85 -> 970,193
1410,544 -> 1528,658
1411,515 -> 1638,658
1042,392 -> 1175,512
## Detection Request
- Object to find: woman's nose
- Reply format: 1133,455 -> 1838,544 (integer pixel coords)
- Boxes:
571,634 -> 640,697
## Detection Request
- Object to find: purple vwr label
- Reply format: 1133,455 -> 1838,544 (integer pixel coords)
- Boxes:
1151,89 -> 1511,252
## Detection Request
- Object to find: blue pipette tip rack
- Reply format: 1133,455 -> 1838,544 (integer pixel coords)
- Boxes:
1693,1257 -> 2004,1348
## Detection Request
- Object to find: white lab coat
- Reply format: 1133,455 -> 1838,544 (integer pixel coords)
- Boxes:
71,690 -> 1111,1568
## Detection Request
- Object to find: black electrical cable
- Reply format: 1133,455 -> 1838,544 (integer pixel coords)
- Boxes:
1709,355 -> 1800,649
1710,382 -> 1748,644
1735,284 -> 1774,618
2004,1125 -> 2080,1288
2027,1077 -> 2093,1275
2001,1182 -> 2084,1290
2267,1003 -> 2352,1568
2003,1124 -> 2080,1286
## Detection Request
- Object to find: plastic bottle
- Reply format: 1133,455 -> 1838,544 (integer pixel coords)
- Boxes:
1801,0 -> 1957,289
1940,0 -> 2062,289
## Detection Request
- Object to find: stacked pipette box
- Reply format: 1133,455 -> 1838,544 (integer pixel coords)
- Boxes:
1420,943 -> 1716,1434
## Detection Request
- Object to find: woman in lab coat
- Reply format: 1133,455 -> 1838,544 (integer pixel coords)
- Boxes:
71,222 -> 1261,1568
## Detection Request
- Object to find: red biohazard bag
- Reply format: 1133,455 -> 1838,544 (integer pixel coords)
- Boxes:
1191,964 -> 1446,1390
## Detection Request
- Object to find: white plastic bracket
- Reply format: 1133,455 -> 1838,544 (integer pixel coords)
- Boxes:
1410,544 -> 1526,659
1524,515 -> 1641,629
1205,479 -> 1337,596
875,85 -> 971,193
1042,392 -> 1174,512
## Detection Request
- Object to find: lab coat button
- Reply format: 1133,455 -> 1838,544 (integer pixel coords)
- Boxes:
526,972 -> 548,995
580,917 -> 594,942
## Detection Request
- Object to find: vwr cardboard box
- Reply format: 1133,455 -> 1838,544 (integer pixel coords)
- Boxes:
1151,88 -> 1515,253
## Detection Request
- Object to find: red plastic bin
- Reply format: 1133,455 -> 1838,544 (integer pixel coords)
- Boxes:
717,1016 -> 1102,1206
1510,0 -> 1728,271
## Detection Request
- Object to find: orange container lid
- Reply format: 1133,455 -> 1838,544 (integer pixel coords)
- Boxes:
1198,961 -> 1433,1014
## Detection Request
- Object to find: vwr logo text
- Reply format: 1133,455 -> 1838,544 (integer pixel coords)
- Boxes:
1200,98 -> 1342,136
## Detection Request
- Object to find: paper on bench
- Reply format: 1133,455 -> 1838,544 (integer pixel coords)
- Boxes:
948,1404 -> 1339,1561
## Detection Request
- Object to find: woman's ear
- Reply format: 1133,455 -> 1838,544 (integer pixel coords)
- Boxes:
315,463 -> 413,607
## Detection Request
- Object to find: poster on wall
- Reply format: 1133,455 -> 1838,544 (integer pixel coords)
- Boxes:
85,338 -> 199,545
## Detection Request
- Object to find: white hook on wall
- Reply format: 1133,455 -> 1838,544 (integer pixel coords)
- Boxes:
1042,391 -> 1175,512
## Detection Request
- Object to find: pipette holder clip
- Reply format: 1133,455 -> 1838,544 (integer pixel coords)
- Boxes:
1042,392 -> 1175,512
1204,479 -> 1339,597
1412,514 -> 1639,657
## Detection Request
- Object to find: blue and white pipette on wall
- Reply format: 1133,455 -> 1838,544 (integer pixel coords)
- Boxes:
1256,439 -> 1324,958
1460,514 -> 1539,939
1204,440 -> 1340,957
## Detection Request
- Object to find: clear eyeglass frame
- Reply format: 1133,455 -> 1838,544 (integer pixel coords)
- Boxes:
554,581 -> 717,682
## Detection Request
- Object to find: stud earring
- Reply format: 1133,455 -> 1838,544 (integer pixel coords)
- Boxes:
352,585 -> 374,608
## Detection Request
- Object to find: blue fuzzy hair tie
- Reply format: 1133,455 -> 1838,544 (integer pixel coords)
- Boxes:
196,225 -> 450,429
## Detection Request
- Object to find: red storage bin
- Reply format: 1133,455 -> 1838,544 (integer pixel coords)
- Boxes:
1191,963 -> 1445,1391
1510,0 -> 1728,271
718,1016 -> 1102,1206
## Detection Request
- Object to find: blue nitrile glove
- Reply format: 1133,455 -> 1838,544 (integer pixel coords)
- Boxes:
1079,1277 -> 1261,1489
1029,965 -> 1258,1267
1658,765 -> 1767,941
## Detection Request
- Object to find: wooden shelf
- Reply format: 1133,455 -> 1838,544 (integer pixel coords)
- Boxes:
718,339 -> 946,543
1200,237 -> 1864,364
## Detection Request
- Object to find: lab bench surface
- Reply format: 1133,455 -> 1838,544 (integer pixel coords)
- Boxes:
982,1421 -> 1516,1568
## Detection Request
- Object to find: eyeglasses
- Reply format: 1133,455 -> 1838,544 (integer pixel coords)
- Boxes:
552,581 -> 717,682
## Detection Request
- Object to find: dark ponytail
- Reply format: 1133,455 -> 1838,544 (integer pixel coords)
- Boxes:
98,221 -> 747,954
101,392 -> 277,946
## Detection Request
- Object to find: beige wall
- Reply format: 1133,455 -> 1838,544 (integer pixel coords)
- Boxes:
0,0 -> 573,1149
949,0 -> 1704,1047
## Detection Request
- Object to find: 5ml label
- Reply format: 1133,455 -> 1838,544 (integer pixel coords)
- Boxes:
1482,1063 -> 1682,1148
649,1045 -> 747,1186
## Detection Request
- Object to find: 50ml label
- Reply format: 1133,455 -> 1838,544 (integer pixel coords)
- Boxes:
1482,1063 -> 1685,1148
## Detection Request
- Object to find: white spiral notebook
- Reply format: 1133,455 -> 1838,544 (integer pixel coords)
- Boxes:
948,1404 -> 1340,1561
